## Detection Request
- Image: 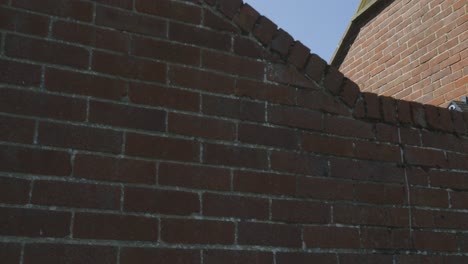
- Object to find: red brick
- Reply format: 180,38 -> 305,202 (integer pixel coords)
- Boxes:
32,181 -> 121,210
331,158 -> 404,183
0,177 -> 30,204
451,191 -> 468,209
0,243 -> 21,264
96,5 -> 166,37
129,83 -> 200,112
399,127 -> 421,145
0,59 -> 41,86
288,41 -> 310,68
376,123 -> 399,143
89,100 -> 166,132
204,8 -> 239,33
334,204 -> 409,227
74,212 -> 158,241
218,0 -> 242,18
354,183 -> 406,205
296,176 -> 354,200
161,218 -> 234,244
239,123 -> 299,149
53,20 -> 129,53
170,22 -> 230,51
203,143 -> 268,169
203,50 -> 264,79
233,36 -> 266,59
159,162 -> 231,191
92,51 -> 166,82
397,100 -> 412,124
253,16 -> 277,45
421,130 -> 463,152
305,54 -> 327,83
74,154 -> 156,184
0,115 -> 34,144
354,141 -> 401,162
203,193 -> 269,219
12,0 -> 93,21
5,34 -> 89,69
170,66 -> 235,94
0,7 -> 49,36
276,253 -> 336,264
404,146 -> 447,167
124,186 -> 198,215
267,63 -> 316,89
298,89 -> 351,115
0,207 -> 70,237
233,4 -> 260,32
433,210 -> 468,229
381,96 -> 398,123
132,35 -> 200,65
202,94 -> 265,122
324,116 -> 374,139
361,227 -> 411,249
236,79 -> 296,105
268,105 -> 323,131
271,29 -> 293,57
452,110 -> 467,135
397,255 -> 468,264
429,170 -> 468,190
169,113 -> 236,140
413,231 -> 457,252
304,226 -> 360,248
92,0 -> 133,9
272,199 -> 330,223
447,152 -> 468,170
301,133 -> 354,157
135,0 -> 201,24
324,66 -> 344,94
233,170 -> 296,196
204,250 -> 272,264
411,187 -> 448,208
0,145 -> 71,176
38,122 -> 123,153
339,254 -> 394,264
271,151 -> 328,176
23,244 -> 117,264
126,133 -> 199,162
238,222 -> 301,248
363,92 -> 381,119
409,102 -> 426,127
121,248 -> 199,264
45,68 -> 127,100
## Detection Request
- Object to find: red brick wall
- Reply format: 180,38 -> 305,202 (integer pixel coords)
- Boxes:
338,0 -> 467,106
0,0 -> 468,263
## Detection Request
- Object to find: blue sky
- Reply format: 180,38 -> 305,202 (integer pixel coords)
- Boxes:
244,0 -> 361,62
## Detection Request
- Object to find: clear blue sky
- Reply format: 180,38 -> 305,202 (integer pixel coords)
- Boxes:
244,0 -> 361,62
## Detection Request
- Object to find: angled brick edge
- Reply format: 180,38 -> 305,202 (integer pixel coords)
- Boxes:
200,0 -> 468,136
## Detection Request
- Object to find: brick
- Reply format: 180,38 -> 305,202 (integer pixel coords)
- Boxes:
376,123 -> 399,143
268,105 -> 323,131
45,68 -> 127,100
330,158 -> 404,183
12,0 -> 93,21
129,83 -> 200,112
121,248 -> 199,264
92,51 -> 166,82
354,141 -> 401,163
204,9 -> 239,33
399,127 -> 421,145
0,207 -> 70,237
38,122 -> 123,153
233,170 -> 296,196
354,183 -> 406,205
288,42 -> 310,69
271,29 -> 293,57
253,16 -> 277,45
324,116 -> 374,139
334,204 -> 409,227
233,4 -> 260,32
238,123 -> 299,149
421,131 -> 463,152
452,110 -> 466,135
0,115 -> 34,144
0,59 -> 41,86
135,0 -> 201,24
303,226 -> 360,248
0,88 -> 86,121
381,96 -> 398,123
0,145 -> 71,176
170,66 -> 235,94
53,20 -> 129,53
203,193 -> 269,219
202,95 -> 265,122
0,243 -> 21,264
32,181 -> 121,210
361,227 -> 411,249
233,36 -> 266,59
89,100 -> 166,132
301,133 -> 354,157
124,187 -> 199,215
159,162 -> 231,191
296,176 -> 354,200
404,146 -> 447,167
267,63 -> 316,89
92,0 -> 133,9
132,35 -> 200,65
202,50 -> 264,79
0,177 -> 30,204
74,154 -> 156,184
305,54 -> 327,83
276,253 -> 336,264
397,100 -> 412,124
298,89 -> 351,115
272,199 -> 330,223
5,34 -> 89,68
0,7 -> 49,36
238,222 -> 301,248
23,244 -> 117,264
204,250 -> 272,264
429,171 -> 468,190
236,79 -> 296,105
218,0 -> 242,18
96,5 -> 166,37
169,113 -> 236,140
413,231 -> 457,252
451,191 -> 468,209
74,212 -> 158,241
363,92 -> 381,119
271,151 -> 328,176
338,254 -> 394,264
161,218 -> 234,244
396,255 -> 467,264
126,133 -> 199,162
433,210 -> 468,229
411,102 -> 428,127
203,143 -> 268,169
323,66 -> 344,94
447,152 -> 468,170
170,22 -> 230,51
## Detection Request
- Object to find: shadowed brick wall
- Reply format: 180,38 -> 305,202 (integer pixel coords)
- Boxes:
0,0 -> 467,263
337,0 -> 467,106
